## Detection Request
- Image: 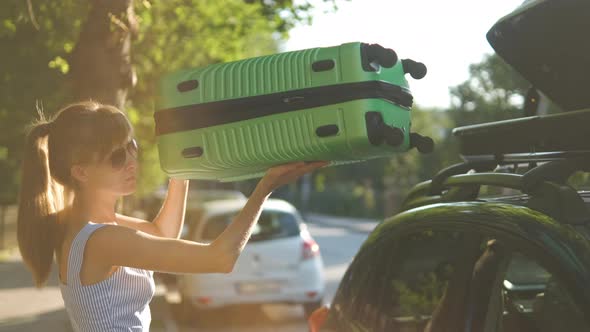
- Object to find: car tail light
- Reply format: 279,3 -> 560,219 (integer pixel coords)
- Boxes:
196,297 -> 212,305
308,306 -> 329,332
302,238 -> 319,260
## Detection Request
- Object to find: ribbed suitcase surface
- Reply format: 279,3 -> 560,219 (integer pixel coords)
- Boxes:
158,43 -> 409,109
155,42 -> 431,182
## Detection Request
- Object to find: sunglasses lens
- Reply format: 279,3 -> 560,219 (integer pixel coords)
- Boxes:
110,148 -> 126,169
109,139 -> 138,169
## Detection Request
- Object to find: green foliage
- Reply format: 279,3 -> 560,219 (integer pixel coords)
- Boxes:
308,181 -> 375,218
451,54 -> 529,112
1,0 -> 335,202
0,1 -> 88,203
392,273 -> 448,317
568,171 -> 590,191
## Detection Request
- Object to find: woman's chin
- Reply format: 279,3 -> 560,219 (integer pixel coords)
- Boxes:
122,182 -> 137,195
123,189 -> 136,196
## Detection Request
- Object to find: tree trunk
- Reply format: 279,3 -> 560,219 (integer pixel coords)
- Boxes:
68,0 -> 138,110
0,205 -> 5,250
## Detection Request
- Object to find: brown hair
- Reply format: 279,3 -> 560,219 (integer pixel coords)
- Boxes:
17,101 -> 133,287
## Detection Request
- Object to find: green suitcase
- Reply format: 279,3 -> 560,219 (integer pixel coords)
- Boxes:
154,42 -> 432,182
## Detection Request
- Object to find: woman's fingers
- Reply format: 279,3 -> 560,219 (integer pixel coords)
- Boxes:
307,161 -> 330,168
286,161 -> 328,176
272,161 -> 306,173
270,161 -> 328,175
282,161 -> 328,182
263,161 -> 330,191
297,162 -> 328,175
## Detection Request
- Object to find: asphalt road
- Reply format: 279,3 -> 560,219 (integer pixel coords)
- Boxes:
0,214 -> 375,332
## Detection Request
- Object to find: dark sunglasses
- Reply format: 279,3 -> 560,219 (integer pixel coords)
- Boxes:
109,138 -> 138,169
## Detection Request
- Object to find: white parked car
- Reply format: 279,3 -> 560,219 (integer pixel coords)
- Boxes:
176,197 -> 325,318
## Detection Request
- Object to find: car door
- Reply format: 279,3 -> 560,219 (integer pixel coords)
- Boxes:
320,202 -> 590,332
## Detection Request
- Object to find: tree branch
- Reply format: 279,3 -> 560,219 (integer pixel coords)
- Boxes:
26,0 -> 40,30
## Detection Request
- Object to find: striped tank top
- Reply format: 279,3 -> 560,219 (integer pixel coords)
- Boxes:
59,222 -> 156,331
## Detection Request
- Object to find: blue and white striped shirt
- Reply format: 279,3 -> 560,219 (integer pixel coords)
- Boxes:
59,222 -> 155,331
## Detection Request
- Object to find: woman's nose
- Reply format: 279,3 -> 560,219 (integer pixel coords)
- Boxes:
125,150 -> 138,170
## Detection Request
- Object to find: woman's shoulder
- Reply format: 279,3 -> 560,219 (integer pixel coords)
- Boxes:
80,222 -> 132,267
65,221 -> 112,246
83,222 -> 164,271
84,222 -> 128,248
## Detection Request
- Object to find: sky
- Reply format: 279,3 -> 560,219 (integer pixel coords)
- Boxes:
284,0 -> 525,109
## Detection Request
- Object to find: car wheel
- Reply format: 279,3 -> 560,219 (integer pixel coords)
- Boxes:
303,300 -> 323,319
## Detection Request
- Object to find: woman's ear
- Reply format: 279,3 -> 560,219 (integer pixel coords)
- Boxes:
70,164 -> 89,183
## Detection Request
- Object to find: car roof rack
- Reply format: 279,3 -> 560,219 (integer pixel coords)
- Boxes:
402,162 -> 590,225
402,109 -> 590,225
453,108 -> 590,162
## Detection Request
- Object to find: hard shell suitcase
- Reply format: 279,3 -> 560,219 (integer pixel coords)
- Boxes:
154,42 -> 432,182
487,0 -> 590,111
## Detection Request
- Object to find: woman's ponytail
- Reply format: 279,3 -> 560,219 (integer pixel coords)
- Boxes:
16,121 -> 63,288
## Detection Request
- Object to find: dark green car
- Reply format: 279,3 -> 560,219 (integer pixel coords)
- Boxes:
321,201 -> 590,332
315,109 -> 590,332
312,1 -> 590,330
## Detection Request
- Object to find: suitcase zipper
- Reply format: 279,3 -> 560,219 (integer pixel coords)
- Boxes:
155,81 -> 412,136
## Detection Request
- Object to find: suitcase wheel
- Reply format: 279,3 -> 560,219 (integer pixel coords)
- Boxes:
409,132 -> 434,153
383,125 -> 405,147
401,59 -> 427,80
361,43 -> 398,71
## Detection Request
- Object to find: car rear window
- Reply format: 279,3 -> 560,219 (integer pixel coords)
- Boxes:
201,209 -> 300,242
504,252 -> 551,286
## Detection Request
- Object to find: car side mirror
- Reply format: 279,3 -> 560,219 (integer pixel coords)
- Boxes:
307,305 -> 329,332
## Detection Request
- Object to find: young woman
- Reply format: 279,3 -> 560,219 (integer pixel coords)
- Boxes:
16,101 -> 328,331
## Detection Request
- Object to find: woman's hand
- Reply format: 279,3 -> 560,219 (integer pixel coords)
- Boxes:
258,161 -> 330,194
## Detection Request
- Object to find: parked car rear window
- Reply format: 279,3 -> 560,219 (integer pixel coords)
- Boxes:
325,229 -> 487,331
202,209 -> 300,242
324,227 -> 589,332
